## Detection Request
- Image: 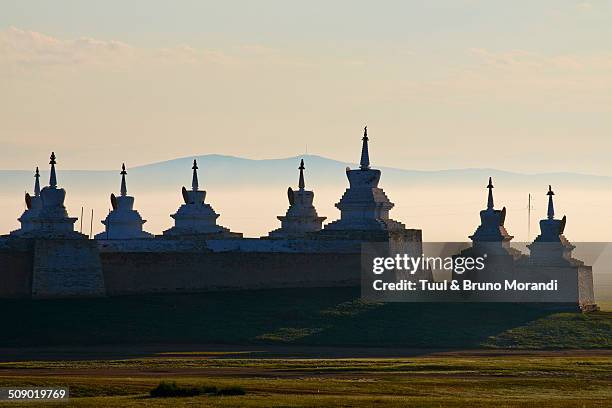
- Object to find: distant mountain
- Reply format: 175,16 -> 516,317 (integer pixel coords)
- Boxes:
1,154 -> 610,192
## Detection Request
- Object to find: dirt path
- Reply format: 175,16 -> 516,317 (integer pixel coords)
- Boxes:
1,344 -> 611,362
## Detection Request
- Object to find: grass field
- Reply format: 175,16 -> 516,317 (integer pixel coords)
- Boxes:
0,351 -> 610,407
1,288 -> 611,349
1,288 -> 611,406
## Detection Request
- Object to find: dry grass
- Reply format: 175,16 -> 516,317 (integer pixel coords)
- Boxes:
0,354 -> 610,407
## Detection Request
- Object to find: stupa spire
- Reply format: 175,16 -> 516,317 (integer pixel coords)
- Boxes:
34,167 -> 40,197
487,177 -> 494,210
49,152 -> 57,188
120,163 -> 127,196
468,177 -> 512,243
269,158 -> 326,238
12,151 -> 80,238
547,185 -> 555,220
96,162 -> 153,240
298,159 -> 305,190
360,126 -> 370,170
324,124 -> 404,233
191,159 -> 199,191
164,157 -> 238,237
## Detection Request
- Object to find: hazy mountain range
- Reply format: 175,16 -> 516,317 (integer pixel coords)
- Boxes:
1,154 -> 610,192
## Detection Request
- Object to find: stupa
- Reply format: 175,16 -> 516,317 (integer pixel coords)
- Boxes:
11,153 -> 81,238
95,164 -> 153,240
469,177 -> 513,244
454,177 -> 522,283
12,167 -> 43,235
268,159 -> 326,238
163,159 -> 240,238
323,126 -> 405,233
519,186 -> 597,310
527,185 -> 575,262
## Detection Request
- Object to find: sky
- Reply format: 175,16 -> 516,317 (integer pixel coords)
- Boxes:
1,0 -> 611,174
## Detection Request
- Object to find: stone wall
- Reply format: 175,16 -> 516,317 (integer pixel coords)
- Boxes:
32,240 -> 106,298
96,236 -> 378,295
578,266 -> 596,310
0,250 -> 32,298
101,251 -> 360,295
0,231 -> 595,309
0,236 -> 369,298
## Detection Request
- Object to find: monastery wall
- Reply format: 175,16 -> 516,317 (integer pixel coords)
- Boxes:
101,251 -> 361,295
0,236 -> 369,297
578,266 -> 596,308
31,240 -> 106,298
96,237 -> 364,254
0,249 -> 32,298
97,235 -> 415,295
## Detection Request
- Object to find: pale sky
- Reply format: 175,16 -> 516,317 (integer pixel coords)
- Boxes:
1,0 -> 611,173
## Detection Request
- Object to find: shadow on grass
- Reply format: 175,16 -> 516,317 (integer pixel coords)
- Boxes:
0,287 -> 606,352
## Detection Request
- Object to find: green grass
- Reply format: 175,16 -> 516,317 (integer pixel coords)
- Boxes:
0,288 -> 610,349
0,355 -> 610,407
488,312 -> 612,348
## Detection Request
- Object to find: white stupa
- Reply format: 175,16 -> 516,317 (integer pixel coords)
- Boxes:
323,127 -> 405,232
11,152 -> 82,238
527,185 -> 575,263
13,167 -> 43,235
469,177 -> 513,243
268,159 -> 326,238
95,164 -> 153,240
163,159 -> 239,237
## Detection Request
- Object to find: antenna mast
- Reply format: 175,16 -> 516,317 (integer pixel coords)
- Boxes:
89,209 -> 94,239
527,193 -> 533,241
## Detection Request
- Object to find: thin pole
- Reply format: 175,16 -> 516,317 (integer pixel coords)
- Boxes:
527,193 -> 532,241
80,207 -> 84,233
89,209 -> 94,239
